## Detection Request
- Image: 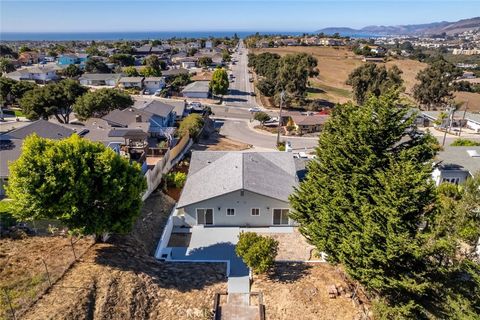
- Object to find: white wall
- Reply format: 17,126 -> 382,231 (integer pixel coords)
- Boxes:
181,190 -> 294,227
466,119 -> 480,133
183,91 -> 209,99
432,168 -> 471,186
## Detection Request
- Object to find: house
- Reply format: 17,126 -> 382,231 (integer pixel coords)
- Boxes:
181,59 -> 197,69
466,113 -> 480,133
17,51 -> 39,65
181,81 -> 210,99
118,77 -> 144,89
102,102 -> 175,137
205,40 -> 213,49
162,68 -> 189,79
0,120 -> 74,196
432,146 -> 480,186
57,54 -> 89,67
135,45 -> 152,56
175,151 -> 306,227
289,114 -> 329,134
143,77 -> 166,92
5,66 -> 58,83
79,73 -> 122,86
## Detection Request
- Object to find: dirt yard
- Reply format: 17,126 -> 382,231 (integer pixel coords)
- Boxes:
252,263 -> 368,320
1,191 -> 227,320
251,46 -> 480,111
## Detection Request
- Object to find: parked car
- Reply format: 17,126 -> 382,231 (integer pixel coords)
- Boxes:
249,92 -> 256,96
189,102 -> 202,109
248,107 -> 261,113
143,89 -> 151,95
154,89 -> 162,96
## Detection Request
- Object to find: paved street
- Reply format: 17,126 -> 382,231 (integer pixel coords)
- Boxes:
224,40 -> 257,108
216,118 -> 318,151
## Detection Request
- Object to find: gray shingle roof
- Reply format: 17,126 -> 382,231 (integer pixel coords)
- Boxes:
79,73 -> 122,81
3,120 -> 74,140
177,151 -> 299,208
437,146 -> 480,176
137,100 -> 175,118
182,81 -> 210,93
102,108 -> 153,127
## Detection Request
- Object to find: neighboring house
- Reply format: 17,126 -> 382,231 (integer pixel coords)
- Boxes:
135,45 -> 152,56
162,68 -> 189,79
143,77 -> 166,92
0,120 -> 74,196
17,51 -> 39,65
118,77 -> 144,89
176,151 -> 306,227
79,73 -> 122,86
57,54 -> 89,67
432,146 -> 480,186
102,103 -> 175,137
205,40 -> 213,49
135,98 -> 187,120
421,111 -> 480,133
181,60 -> 197,69
5,66 -> 58,83
181,81 -> 210,99
289,114 -> 329,134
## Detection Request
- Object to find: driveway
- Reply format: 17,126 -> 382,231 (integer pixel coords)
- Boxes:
170,226 -> 250,293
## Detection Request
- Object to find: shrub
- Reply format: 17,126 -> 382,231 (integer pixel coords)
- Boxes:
253,111 -> 271,125
178,114 -> 204,138
165,171 -> 187,189
450,138 -> 480,146
277,141 -> 286,151
236,232 -> 279,274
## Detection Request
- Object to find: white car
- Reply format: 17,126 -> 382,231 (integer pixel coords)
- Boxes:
248,107 -> 261,113
154,89 -> 162,96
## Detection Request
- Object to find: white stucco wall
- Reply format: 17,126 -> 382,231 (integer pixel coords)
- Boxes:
180,189 -> 294,227
432,168 -> 471,186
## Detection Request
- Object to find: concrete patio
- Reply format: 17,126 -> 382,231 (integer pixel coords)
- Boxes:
169,226 -> 250,293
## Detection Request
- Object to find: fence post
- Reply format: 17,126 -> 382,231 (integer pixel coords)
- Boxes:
41,258 -> 52,287
70,237 -> 77,261
3,288 -> 16,320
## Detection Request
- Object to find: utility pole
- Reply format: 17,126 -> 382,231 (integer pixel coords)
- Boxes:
458,101 -> 468,137
442,105 -> 455,147
276,90 -> 285,147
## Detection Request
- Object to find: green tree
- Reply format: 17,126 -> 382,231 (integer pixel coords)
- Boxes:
346,63 -> 404,105
122,66 -> 139,77
198,57 -> 213,68
18,46 -> 31,53
253,111 -> 271,124
85,46 -> 101,56
144,55 -> 161,70
62,64 -> 83,78
73,88 -> 133,120
178,114 -> 204,137
11,80 -> 37,102
109,53 -> 135,67
139,66 -> 162,77
0,77 -> 17,106
6,134 -> 147,237
290,92 -> 441,316
413,57 -> 461,110
85,58 -> 111,73
222,49 -> 231,62
0,58 -> 15,74
209,67 -> 229,97
236,232 -> 279,274
20,79 -> 87,123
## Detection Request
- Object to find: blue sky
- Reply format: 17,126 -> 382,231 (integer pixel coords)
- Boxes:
1,1 -> 479,33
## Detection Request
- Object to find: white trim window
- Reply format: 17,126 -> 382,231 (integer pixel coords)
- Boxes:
251,208 -> 260,216
226,208 -> 235,216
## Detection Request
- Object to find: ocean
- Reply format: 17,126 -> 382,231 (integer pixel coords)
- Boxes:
0,31 -> 307,41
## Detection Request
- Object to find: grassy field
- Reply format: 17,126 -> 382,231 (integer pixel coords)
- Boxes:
251,46 -> 480,111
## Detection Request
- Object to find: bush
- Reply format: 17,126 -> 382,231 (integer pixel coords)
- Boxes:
253,111 -> 271,124
277,140 -> 286,151
165,171 -> 187,189
178,114 -> 204,138
451,138 -> 480,146
236,232 -> 279,274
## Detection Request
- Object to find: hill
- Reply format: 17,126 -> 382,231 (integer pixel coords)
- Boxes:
317,17 -> 480,36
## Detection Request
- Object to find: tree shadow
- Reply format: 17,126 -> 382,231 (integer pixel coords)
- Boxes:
306,87 -> 326,94
267,262 -> 311,283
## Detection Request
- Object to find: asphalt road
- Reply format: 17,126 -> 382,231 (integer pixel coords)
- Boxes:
223,41 -> 256,108
215,118 -> 318,151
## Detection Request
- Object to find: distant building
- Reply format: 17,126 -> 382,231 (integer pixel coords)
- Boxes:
79,73 -> 122,86
5,66 -> 58,83
57,53 -> 89,67
181,81 -> 210,99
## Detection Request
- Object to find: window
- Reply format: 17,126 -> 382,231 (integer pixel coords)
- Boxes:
226,208 -> 235,216
251,208 -> 260,216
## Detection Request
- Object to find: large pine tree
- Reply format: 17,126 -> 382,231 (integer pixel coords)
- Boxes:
290,92 -> 440,306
